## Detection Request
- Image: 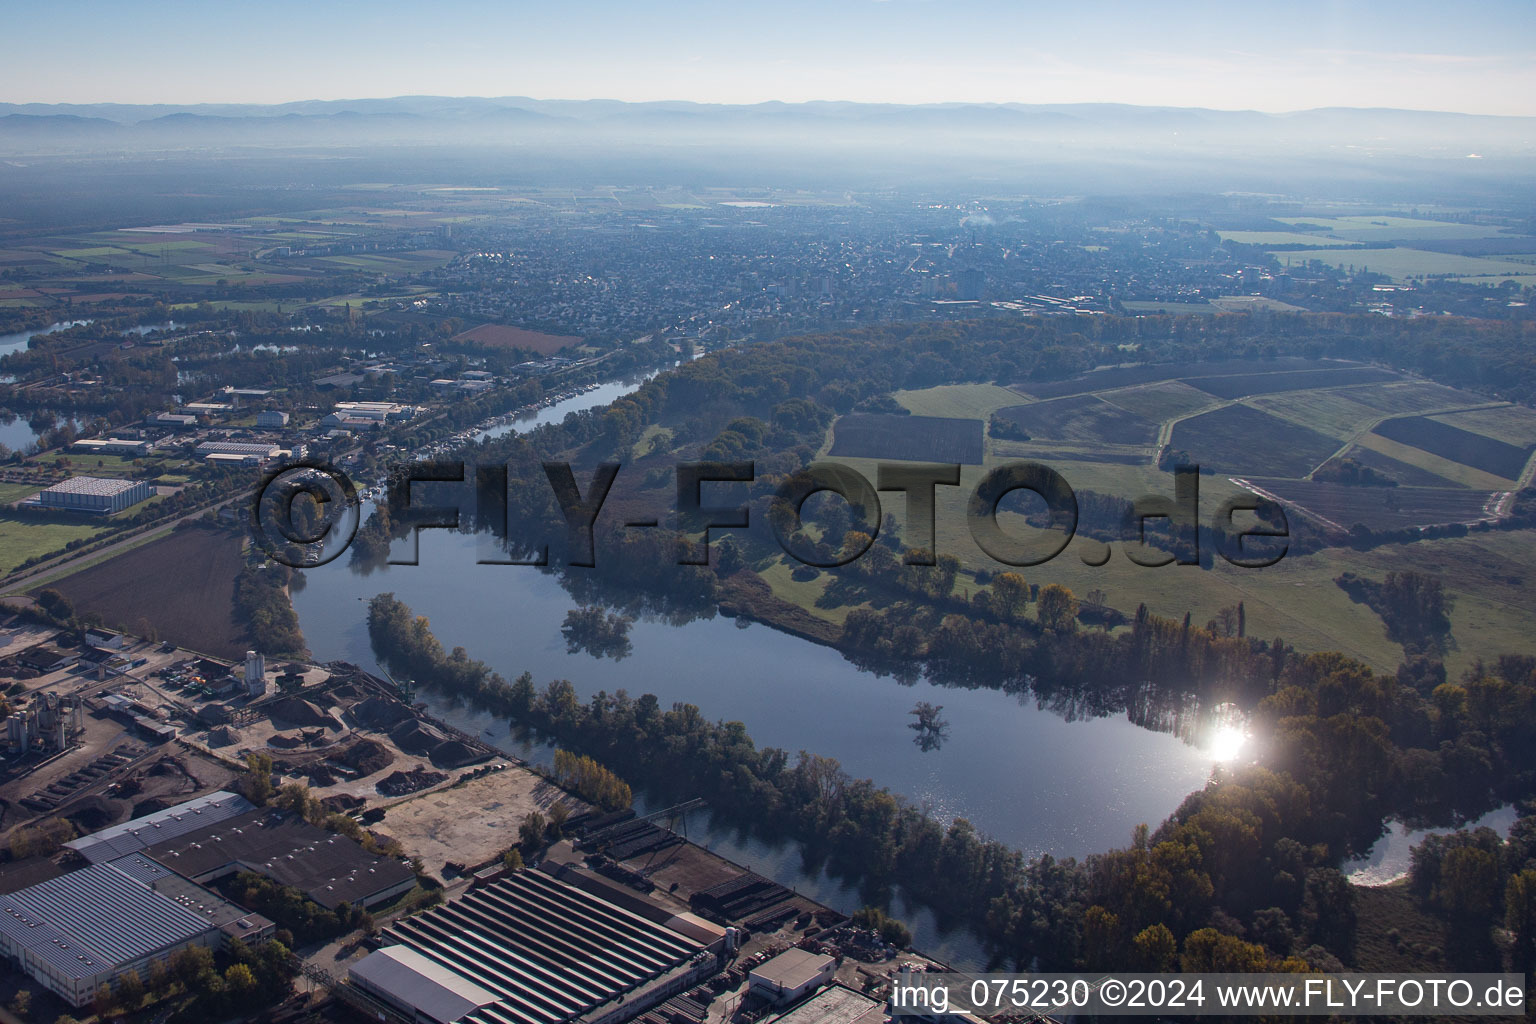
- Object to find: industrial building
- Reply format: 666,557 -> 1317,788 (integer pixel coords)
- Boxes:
194,441 -> 281,461
0,861 -> 264,1007
244,650 -> 268,697
748,949 -> 837,1006
4,692 -> 84,754
349,868 -> 718,1024
67,791 -> 255,864
36,476 -> 152,515
766,985 -> 883,1024
141,808 -> 416,910
71,438 -> 152,457
256,409 -> 290,427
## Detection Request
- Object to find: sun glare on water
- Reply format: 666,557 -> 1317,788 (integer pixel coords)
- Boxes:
1208,725 -> 1248,763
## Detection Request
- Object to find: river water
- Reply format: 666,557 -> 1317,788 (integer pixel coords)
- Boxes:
289,377 -> 1224,967
0,320 -> 92,358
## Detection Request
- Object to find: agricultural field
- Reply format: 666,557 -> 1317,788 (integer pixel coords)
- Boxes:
836,359 -> 1536,677
828,413 -> 984,464
894,382 -> 1024,419
1239,477 -> 1501,533
1272,247 -> 1532,282
1332,446 -> 1463,489
992,395 -> 1158,446
1208,296 -> 1309,312
1014,356 -> 1355,399
1371,416 -> 1532,481
451,323 -> 583,354
1171,404 -> 1342,477
1348,433 -> 1512,490
1431,404 -> 1536,448
1339,380 -> 1493,415
1117,300 -> 1218,314
1249,389 -> 1408,440
1098,381 -> 1220,422
1187,366 -> 1403,400
1270,215 -> 1517,242
1218,231 -> 1364,246
43,524 -> 250,659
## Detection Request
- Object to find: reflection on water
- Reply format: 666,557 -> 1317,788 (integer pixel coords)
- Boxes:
1345,804 -> 1518,886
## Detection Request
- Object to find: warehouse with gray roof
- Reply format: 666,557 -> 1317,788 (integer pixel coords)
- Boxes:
0,863 -> 226,1007
349,869 -> 719,1024
35,475 -> 153,514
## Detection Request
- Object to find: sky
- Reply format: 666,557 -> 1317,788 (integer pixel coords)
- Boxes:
5,0 -> 1535,115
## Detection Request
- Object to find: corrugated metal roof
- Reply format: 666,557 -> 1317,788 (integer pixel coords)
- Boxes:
351,945 -> 498,1024
105,854 -> 174,885
65,791 -> 254,863
0,864 -> 214,978
382,871 -> 702,1024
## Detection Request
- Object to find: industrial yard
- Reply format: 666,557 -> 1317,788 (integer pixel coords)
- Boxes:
0,611 -> 958,1024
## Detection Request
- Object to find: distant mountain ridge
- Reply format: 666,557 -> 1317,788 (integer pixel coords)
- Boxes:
0,97 -> 1530,163
3,95 -> 1532,126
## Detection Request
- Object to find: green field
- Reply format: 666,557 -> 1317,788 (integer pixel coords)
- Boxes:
1454,274 -> 1536,287
894,383 -> 1027,419
0,517 -> 111,574
1272,215 -> 1512,242
1209,296 -> 1309,312
1119,300 -> 1217,314
1273,247 -> 1533,282
819,363 -> 1536,676
1218,231 -> 1362,247
0,482 -> 40,505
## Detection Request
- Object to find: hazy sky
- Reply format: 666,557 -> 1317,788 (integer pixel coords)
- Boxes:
6,0 -> 1535,114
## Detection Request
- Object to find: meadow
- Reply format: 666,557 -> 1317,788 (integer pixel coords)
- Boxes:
1273,247 -> 1532,282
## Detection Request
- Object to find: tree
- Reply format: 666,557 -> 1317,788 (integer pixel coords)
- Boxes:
519,810 -> 547,850
34,588 -> 72,621
1131,923 -> 1177,971
546,801 -> 571,839
90,984 -> 114,1019
9,989 -> 31,1020
503,847 -> 525,872
990,573 -> 1030,621
1036,584 -> 1079,633
1506,868 -> 1536,964
171,945 -> 215,988
116,969 -> 145,1010
243,752 -> 274,806
224,962 -> 258,995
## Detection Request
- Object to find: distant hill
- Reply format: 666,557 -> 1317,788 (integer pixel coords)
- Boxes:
0,96 -> 1531,158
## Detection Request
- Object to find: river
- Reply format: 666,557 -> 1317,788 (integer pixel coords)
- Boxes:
289,376 -> 1227,967
0,320 -> 92,359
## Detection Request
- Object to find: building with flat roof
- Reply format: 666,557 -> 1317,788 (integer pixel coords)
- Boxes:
767,985 -> 883,1024
748,949 -> 837,1006
141,808 -> 416,910
351,868 -> 714,1024
0,863 -> 222,1007
256,409 -> 290,427
349,944 -> 499,1024
66,790 -> 255,864
71,438 -> 152,457
195,441 -> 281,460
37,476 -> 152,515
